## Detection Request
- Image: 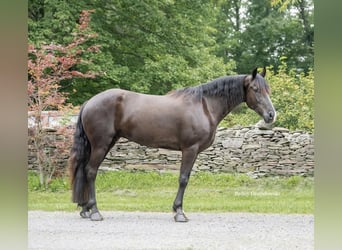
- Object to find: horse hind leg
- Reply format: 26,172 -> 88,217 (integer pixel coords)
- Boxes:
83,136 -> 118,221
80,206 -> 91,218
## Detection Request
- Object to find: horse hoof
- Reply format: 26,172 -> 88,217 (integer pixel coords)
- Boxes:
90,212 -> 103,221
174,212 -> 189,223
80,211 -> 90,218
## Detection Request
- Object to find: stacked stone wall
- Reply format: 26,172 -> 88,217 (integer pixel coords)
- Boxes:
101,126 -> 314,177
28,112 -> 314,177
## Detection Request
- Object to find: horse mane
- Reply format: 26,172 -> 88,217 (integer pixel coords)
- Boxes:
168,75 -> 247,105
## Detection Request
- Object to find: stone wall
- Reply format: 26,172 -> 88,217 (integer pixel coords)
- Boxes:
101,125 -> 314,177
28,111 -> 314,177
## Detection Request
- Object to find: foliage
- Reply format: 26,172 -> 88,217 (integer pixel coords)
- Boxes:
221,63 -> 314,132
29,0 -> 234,105
268,61 -> 314,131
214,0 -> 313,74
28,170 -> 314,214
28,10 -> 98,188
28,0 -> 313,106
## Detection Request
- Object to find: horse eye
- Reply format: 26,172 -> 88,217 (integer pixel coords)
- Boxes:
251,84 -> 258,91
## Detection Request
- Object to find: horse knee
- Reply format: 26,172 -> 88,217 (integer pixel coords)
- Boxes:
86,167 -> 98,180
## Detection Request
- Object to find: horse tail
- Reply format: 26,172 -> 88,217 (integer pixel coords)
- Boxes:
69,102 -> 91,206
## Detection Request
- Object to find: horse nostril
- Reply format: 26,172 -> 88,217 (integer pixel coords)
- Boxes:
269,111 -> 274,119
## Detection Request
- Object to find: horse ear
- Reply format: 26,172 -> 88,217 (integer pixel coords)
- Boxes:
252,67 -> 258,79
260,67 -> 266,77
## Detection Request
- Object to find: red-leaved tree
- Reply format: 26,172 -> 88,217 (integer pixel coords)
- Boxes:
28,10 -> 99,187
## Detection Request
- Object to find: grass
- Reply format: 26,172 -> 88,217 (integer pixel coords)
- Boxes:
28,171 -> 314,214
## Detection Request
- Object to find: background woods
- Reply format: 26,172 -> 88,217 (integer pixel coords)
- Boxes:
28,0 -> 313,105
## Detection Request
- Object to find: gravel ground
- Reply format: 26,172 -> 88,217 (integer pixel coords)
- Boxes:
28,211 -> 313,250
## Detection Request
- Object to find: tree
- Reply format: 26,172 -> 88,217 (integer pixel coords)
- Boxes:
214,0 -> 314,73
270,0 -> 314,70
80,0 -> 233,96
29,0 -> 234,105
28,10 -> 98,187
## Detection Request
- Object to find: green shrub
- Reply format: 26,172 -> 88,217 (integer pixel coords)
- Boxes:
268,62 -> 314,132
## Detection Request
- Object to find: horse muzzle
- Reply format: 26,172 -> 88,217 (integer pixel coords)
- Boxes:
263,110 -> 276,124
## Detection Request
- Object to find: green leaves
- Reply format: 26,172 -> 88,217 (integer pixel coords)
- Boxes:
214,0 -> 314,74
267,62 -> 314,132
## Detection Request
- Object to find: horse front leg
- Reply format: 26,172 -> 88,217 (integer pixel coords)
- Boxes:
173,146 -> 198,222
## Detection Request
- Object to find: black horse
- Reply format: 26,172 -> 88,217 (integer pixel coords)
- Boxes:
69,68 -> 276,222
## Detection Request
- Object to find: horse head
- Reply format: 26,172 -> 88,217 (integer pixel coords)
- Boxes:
244,67 -> 276,124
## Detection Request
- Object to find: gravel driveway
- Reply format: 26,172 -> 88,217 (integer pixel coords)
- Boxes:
28,211 -> 313,250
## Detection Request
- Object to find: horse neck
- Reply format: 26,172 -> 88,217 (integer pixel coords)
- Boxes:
203,82 -> 246,126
